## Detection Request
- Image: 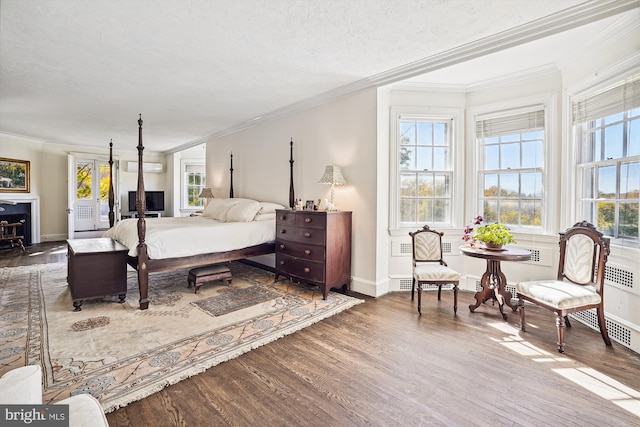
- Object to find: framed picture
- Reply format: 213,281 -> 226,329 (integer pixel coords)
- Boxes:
305,200 -> 315,210
0,157 -> 30,193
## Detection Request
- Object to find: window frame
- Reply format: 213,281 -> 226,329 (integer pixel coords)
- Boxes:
467,94 -> 556,236
180,160 -> 206,211
389,107 -> 464,233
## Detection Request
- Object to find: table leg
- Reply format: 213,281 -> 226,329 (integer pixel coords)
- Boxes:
469,266 -> 493,312
469,260 -> 516,320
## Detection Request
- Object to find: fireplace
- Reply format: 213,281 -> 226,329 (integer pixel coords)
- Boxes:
0,202 -> 32,246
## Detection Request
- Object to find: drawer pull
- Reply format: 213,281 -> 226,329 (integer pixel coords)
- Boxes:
279,244 -> 286,250
280,260 -> 286,265
280,229 -> 286,234
304,232 -> 311,238
304,267 -> 310,273
280,215 -> 287,220
304,217 -> 312,223
304,249 -> 311,255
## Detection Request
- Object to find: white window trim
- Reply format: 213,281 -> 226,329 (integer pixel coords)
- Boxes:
563,52 -> 639,233
389,106 -> 464,236
179,159 -> 205,212
466,93 -> 556,236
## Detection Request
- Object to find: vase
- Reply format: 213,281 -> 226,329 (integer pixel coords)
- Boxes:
482,241 -> 503,250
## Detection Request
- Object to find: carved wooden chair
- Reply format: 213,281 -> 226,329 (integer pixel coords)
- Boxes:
0,220 -> 26,252
409,225 -> 460,315
516,221 -> 611,353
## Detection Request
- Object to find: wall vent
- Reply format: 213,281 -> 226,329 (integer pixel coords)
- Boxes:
605,264 -> 633,289
400,243 -> 412,255
524,248 -> 541,263
399,278 -> 413,291
570,310 -> 632,348
442,242 -> 452,254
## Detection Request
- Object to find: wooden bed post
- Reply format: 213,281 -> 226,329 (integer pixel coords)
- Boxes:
136,114 -> 150,310
229,152 -> 234,198
289,138 -> 295,209
108,139 -> 115,228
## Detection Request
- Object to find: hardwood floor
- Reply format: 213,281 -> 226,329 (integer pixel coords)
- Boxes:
3,243 -> 640,426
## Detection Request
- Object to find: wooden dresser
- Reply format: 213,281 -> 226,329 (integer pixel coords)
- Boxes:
275,209 -> 352,299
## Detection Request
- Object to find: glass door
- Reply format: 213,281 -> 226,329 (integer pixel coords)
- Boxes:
73,159 -> 112,231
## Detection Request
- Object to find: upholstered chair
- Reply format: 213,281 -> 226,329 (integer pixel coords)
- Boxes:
516,221 -> 612,353
409,225 -> 460,315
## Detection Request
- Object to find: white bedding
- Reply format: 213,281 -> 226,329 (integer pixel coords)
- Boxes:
103,216 -> 275,259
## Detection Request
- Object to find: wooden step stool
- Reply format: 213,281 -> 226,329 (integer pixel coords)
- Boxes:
188,264 -> 232,293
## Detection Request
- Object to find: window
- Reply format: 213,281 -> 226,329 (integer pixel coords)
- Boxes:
183,163 -> 206,209
476,108 -> 545,229
397,116 -> 454,227
574,75 -> 640,248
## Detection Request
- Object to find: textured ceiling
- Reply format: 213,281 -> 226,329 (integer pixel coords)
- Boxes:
0,0 -> 637,152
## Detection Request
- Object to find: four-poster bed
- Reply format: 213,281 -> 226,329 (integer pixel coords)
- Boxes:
105,115 -> 293,310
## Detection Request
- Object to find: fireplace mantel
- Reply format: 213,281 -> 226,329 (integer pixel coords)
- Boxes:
0,194 -> 40,244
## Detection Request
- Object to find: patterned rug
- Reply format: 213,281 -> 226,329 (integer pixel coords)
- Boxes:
0,261 -> 363,413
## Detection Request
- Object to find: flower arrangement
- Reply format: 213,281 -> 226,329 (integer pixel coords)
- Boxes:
462,215 -> 516,248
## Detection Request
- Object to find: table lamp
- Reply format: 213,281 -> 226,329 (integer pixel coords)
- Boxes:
318,165 -> 346,208
198,187 -> 214,209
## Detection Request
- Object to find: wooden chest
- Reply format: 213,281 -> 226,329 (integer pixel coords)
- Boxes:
275,209 -> 352,299
67,238 -> 128,311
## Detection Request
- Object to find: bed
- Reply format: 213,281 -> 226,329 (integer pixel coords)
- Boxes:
104,115 -> 295,310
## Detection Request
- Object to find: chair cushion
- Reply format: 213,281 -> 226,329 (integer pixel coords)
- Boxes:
414,264 -> 460,281
0,365 -> 43,404
57,394 -> 109,427
516,280 -> 600,309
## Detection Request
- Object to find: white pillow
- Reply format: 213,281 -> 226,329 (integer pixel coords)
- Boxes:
254,212 -> 276,221
226,200 -> 262,222
203,198 -> 241,221
258,202 -> 286,214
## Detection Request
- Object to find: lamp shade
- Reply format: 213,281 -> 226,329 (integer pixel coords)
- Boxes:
318,165 -> 347,186
198,187 -> 214,199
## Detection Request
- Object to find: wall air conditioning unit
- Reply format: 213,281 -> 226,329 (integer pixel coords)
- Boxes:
126,161 -> 164,173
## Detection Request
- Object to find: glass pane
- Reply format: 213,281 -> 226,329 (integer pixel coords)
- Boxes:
400,199 -> 416,222
484,145 -> 499,170
522,130 -> 543,140
417,199 -> 432,223
597,166 -> 616,199
619,202 -> 638,240
520,200 -> 541,226
521,172 -> 542,198
98,163 -> 110,200
433,147 -> 446,170
597,201 -> 615,236
582,167 -> 594,198
501,143 -> 520,169
604,123 -> 623,159
593,129 -> 603,161
629,118 -> 639,156
417,173 -> 433,197
500,200 -> 519,225
400,174 -> 416,197
581,201 -> 595,224
399,121 -> 415,145
433,123 -> 446,145
500,173 -> 519,198
501,134 -> 519,143
605,113 -> 624,124
484,174 -> 498,197
483,200 -> 497,223
631,108 -> 640,118
434,199 -> 449,222
417,122 -> 432,145
76,162 -> 92,200
522,140 -> 542,168
416,147 -> 432,170
434,174 -> 449,197
399,146 -> 413,170
620,162 -> 639,199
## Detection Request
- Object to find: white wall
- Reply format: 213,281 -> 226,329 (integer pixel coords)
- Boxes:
204,89 -> 379,292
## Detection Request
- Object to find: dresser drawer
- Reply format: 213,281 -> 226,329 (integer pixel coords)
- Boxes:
276,224 -> 326,245
276,211 -> 297,226
295,213 -> 326,229
276,254 -> 325,283
275,239 -> 325,262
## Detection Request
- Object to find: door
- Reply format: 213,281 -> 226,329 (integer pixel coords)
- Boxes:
70,157 -> 115,232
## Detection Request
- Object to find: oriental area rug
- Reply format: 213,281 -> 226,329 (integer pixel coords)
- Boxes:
0,261 -> 363,413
